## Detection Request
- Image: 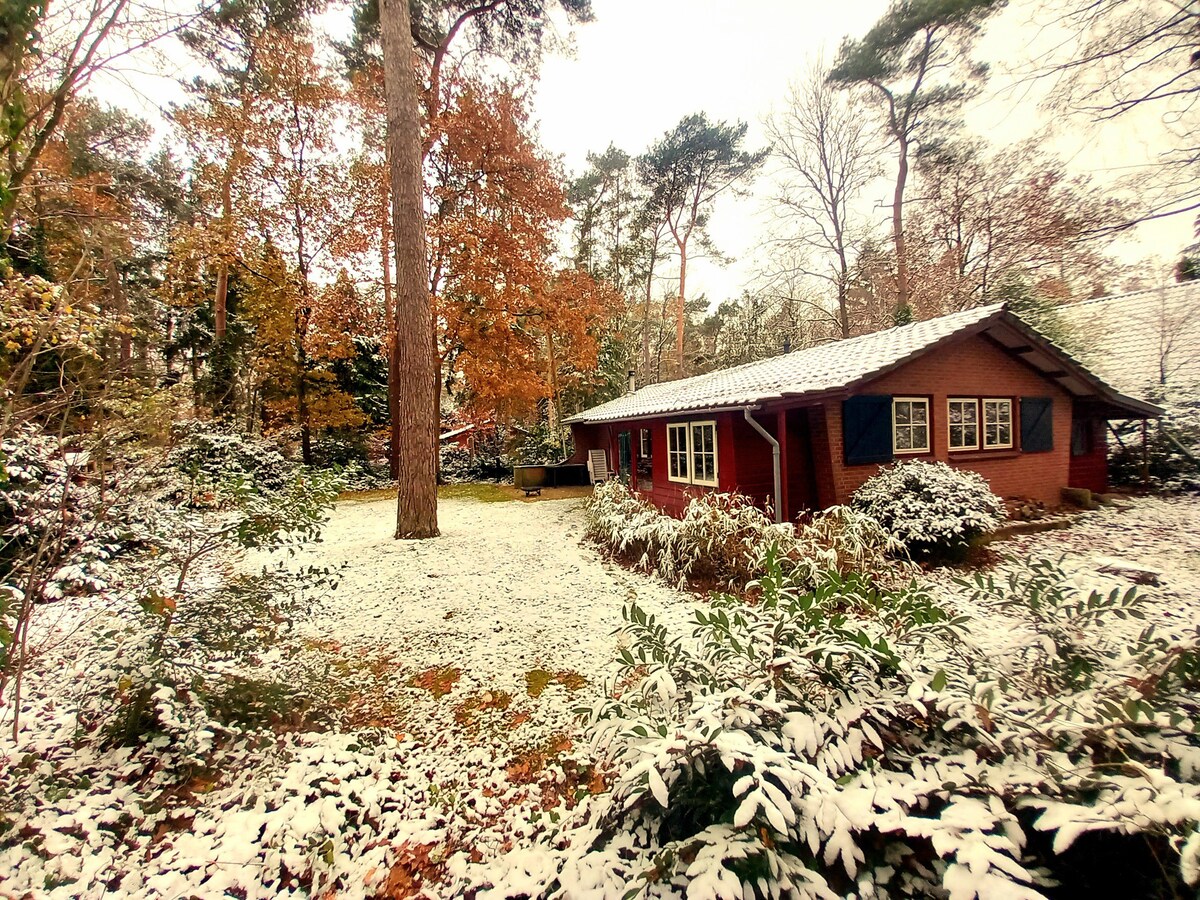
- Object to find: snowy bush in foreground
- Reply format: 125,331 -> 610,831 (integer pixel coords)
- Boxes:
478,554 -> 1199,899
584,482 -> 901,590
852,460 -> 1004,559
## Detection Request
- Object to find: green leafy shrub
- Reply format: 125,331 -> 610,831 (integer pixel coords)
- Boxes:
164,421 -> 297,506
86,466 -> 343,747
487,555 -> 1200,898
852,459 -> 1004,559
513,421 -> 569,465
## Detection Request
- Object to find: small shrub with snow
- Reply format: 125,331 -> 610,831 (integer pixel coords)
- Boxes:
480,554 -> 1199,899
91,466 -> 343,747
852,459 -> 1004,559
164,420 -> 297,506
583,481 -> 900,589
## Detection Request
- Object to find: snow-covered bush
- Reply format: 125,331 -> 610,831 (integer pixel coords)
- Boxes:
482,555 -> 1199,898
852,460 -> 1004,559
794,504 -> 906,576
0,417 -> 343,747
584,482 -> 901,590
164,420 -> 297,506
94,466 -> 342,746
676,492 -> 798,587
1109,400 -> 1200,493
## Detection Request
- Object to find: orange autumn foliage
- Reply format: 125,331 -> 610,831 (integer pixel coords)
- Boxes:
427,80 -> 621,420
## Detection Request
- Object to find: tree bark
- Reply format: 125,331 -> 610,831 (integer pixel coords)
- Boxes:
214,171 -> 231,341
892,133 -> 911,316
381,179 -> 401,481
381,0 -> 439,539
639,236 -> 658,378
675,244 -> 687,371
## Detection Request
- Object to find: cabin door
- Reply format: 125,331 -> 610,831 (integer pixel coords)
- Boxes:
785,408 -> 819,519
617,431 -> 632,482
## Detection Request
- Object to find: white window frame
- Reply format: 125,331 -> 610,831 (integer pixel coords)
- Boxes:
666,420 -> 719,487
666,423 -> 690,483
982,398 -> 1013,449
688,420 -> 719,488
892,397 -> 930,454
947,398 -> 980,451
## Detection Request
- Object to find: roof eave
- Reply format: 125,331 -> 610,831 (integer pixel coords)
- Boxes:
994,312 -> 1164,419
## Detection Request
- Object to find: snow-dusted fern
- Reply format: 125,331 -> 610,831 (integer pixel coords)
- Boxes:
480,554 -> 1200,899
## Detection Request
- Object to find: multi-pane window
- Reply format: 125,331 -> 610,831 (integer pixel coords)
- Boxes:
983,399 -> 1013,449
667,424 -> 689,481
639,428 -> 652,459
892,398 -> 929,453
947,399 -> 980,450
666,420 -> 718,486
689,422 -> 718,486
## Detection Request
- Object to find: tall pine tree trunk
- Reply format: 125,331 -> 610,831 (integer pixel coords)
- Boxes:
675,244 -> 687,371
380,179 -> 401,481
381,0 -> 438,539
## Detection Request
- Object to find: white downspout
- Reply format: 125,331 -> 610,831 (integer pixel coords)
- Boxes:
743,407 -> 782,524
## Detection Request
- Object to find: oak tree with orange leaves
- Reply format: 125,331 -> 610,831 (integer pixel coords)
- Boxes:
427,80 -> 621,426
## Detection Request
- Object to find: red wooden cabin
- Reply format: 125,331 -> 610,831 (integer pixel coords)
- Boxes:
566,305 -> 1161,521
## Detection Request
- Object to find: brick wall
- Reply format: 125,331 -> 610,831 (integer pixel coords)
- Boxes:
822,334 -> 1074,506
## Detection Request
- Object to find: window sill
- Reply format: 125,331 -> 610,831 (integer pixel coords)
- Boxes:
949,449 -> 1020,461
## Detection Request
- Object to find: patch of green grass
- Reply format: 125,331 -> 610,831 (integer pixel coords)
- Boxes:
437,483 -> 515,503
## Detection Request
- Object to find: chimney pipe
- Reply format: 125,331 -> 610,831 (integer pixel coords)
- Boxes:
627,369 -> 636,394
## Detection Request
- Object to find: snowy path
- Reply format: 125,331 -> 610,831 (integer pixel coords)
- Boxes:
291,496 -> 693,695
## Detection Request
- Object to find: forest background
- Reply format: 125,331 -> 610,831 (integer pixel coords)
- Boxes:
2,0 -> 1197,478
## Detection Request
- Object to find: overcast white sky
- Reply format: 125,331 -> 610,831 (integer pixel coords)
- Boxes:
527,0 -> 1194,303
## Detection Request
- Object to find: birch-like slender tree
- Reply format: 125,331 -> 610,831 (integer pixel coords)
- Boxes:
829,0 -> 1000,321
637,113 -> 767,370
765,63 -> 882,338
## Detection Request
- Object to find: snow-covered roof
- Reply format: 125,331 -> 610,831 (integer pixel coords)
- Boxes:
567,303 -> 1161,424
1057,282 -> 1200,400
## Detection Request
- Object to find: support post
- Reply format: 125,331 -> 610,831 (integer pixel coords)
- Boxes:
776,408 -> 790,523
744,407 -> 782,524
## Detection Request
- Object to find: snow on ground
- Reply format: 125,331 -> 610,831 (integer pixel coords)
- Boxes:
0,497 -> 696,899
1,493 -> 1197,898
928,496 -> 1200,660
293,495 -> 693,695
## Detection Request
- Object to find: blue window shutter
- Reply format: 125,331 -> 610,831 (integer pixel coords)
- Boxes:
1020,397 -> 1054,452
843,395 -> 894,465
